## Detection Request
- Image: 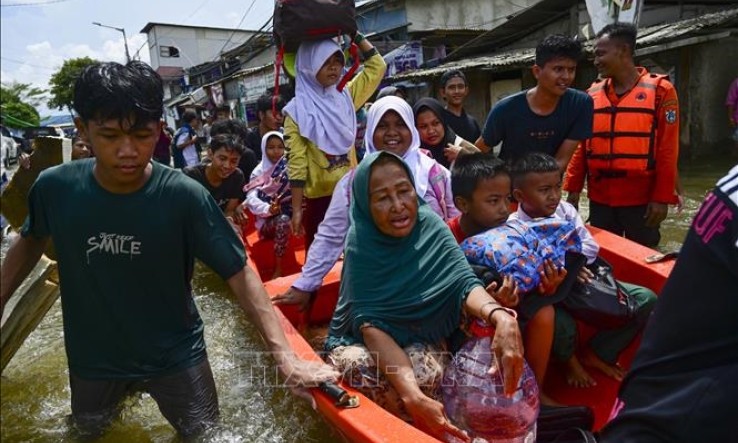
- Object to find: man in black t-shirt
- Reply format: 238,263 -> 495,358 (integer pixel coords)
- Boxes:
210,118 -> 256,186
475,35 -> 593,171
600,164 -> 738,443
439,69 -> 481,142
241,94 -> 285,180
183,133 -> 246,223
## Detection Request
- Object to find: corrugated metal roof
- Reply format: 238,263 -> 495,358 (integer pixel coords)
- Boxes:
392,48 -> 535,80
635,6 -> 738,47
443,0 -> 580,61
391,6 -> 738,81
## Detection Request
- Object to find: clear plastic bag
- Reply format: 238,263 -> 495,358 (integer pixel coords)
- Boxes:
442,324 -> 540,443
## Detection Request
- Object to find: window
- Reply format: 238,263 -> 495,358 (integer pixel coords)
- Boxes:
160,46 -> 180,58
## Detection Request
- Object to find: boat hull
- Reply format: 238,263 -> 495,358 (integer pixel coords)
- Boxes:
246,225 -> 674,441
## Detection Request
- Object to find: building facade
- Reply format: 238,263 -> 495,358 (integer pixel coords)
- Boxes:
385,0 -> 738,158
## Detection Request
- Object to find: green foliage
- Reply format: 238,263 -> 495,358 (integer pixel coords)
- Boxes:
1,81 -> 47,108
1,102 -> 40,127
47,57 -> 98,113
0,82 -> 43,127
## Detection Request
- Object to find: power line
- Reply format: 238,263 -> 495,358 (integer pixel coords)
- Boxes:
132,40 -> 147,61
0,56 -> 58,71
180,0 -> 210,23
0,0 -> 72,7
216,15 -> 273,63
217,0 -> 258,57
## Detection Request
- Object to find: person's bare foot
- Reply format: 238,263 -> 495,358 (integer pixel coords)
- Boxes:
565,355 -> 597,388
540,392 -> 564,407
579,348 -> 625,381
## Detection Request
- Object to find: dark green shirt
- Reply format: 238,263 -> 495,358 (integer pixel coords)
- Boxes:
21,159 -> 246,379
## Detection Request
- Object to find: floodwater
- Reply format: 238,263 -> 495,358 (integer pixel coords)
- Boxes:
0,260 -> 341,443
0,157 -> 734,443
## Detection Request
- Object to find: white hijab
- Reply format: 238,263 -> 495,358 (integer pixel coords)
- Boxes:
282,39 -> 356,156
260,130 -> 285,171
363,96 -> 432,198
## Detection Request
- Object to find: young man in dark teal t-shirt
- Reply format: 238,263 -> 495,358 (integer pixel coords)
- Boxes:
0,61 -> 337,438
475,35 -> 594,172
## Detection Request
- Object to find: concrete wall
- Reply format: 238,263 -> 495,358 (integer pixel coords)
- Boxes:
405,0 -> 540,32
358,0 -> 408,34
679,37 -> 738,158
147,25 -> 256,70
508,3 -> 729,49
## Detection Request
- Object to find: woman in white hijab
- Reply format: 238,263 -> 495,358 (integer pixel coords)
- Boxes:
273,96 -> 459,310
283,36 -> 386,252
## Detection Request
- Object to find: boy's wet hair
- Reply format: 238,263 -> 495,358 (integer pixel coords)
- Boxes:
440,69 -> 467,88
73,61 -> 163,128
209,118 -> 249,157
535,34 -> 582,67
510,152 -> 560,188
210,118 -> 249,140
451,152 -> 509,200
210,133 -> 245,157
256,94 -> 285,115
597,22 -> 637,54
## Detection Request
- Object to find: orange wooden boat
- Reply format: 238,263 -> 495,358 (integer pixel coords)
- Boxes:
242,218 -> 674,442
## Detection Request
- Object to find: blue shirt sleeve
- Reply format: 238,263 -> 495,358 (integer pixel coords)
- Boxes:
565,91 -> 594,141
481,101 -> 505,147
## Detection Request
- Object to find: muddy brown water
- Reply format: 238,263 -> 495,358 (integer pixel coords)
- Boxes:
1,158 -> 733,442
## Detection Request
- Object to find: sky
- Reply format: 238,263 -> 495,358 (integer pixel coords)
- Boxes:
0,0 -> 275,117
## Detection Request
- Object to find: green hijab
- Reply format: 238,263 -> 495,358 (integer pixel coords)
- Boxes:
325,151 -> 482,350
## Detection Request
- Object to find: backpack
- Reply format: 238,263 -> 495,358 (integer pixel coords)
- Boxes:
272,0 -> 360,114
273,0 -> 357,52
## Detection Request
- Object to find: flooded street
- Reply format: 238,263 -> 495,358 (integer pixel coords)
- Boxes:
0,258 -> 341,443
0,164 -> 341,442
1,156 -> 734,442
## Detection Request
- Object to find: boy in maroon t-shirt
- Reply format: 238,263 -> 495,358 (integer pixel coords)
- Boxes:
447,153 -> 511,242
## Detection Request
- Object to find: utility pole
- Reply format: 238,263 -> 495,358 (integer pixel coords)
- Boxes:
92,22 -> 131,63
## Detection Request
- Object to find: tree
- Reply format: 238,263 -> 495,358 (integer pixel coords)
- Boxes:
1,81 -> 47,108
0,82 -> 42,127
48,57 -> 98,115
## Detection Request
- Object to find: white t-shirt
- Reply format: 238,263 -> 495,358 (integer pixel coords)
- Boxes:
176,131 -> 199,167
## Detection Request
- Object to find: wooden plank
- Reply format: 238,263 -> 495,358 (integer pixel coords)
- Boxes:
1,256 -> 60,373
0,137 -> 64,260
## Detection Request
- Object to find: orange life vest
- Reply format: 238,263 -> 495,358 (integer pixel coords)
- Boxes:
585,73 -> 667,176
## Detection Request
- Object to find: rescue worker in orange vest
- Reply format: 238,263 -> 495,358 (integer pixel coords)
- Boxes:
564,23 -> 679,248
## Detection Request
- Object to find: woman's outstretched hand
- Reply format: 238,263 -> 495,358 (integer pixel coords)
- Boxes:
272,286 -> 313,312
488,309 -> 525,397
404,394 -> 470,442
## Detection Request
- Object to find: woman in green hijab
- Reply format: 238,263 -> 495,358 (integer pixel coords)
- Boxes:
325,151 -> 524,441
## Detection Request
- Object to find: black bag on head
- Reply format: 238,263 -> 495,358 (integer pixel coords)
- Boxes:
561,256 -> 638,329
273,0 -> 357,51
